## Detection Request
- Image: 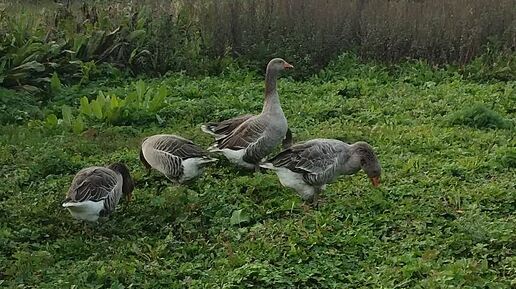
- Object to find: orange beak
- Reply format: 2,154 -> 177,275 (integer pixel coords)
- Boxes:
283,62 -> 294,69
370,176 -> 380,187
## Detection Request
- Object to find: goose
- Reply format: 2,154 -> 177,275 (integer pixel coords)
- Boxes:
140,134 -> 217,183
62,163 -> 134,222
260,139 -> 381,204
203,58 -> 294,169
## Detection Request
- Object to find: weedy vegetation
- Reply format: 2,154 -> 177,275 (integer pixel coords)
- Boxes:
1,0 -> 514,93
0,0 -> 515,288
1,52 -> 515,288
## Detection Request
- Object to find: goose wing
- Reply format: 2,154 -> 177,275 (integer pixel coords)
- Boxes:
215,116 -> 269,163
65,167 -> 120,203
142,135 -> 207,179
202,114 -> 254,138
268,139 -> 348,185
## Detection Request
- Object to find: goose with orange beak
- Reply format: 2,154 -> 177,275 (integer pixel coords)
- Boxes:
203,58 -> 294,169
260,140 -> 381,205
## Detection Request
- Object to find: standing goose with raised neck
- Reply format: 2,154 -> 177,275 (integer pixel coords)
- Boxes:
201,58 -> 294,149
140,134 -> 217,183
260,140 -> 381,205
206,58 -> 294,169
62,163 -> 134,222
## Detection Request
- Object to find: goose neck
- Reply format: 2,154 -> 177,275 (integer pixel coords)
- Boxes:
264,68 -> 279,96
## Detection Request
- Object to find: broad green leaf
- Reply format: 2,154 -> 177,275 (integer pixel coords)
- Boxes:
61,105 -> 73,126
34,77 -> 51,83
104,96 -> 120,123
45,114 -> 58,128
86,30 -> 106,57
125,92 -> 137,109
156,114 -> 165,125
149,85 -> 168,112
103,94 -> 112,115
136,15 -> 146,30
96,91 -> 107,104
110,95 -> 121,109
20,85 -> 41,93
230,209 -> 250,226
135,80 -> 146,100
79,97 -> 91,116
106,108 -> 120,124
157,85 -> 168,100
72,115 -> 85,134
50,72 -> 61,94
73,35 -> 86,53
11,61 -> 45,73
91,100 -> 103,119
143,88 -> 152,109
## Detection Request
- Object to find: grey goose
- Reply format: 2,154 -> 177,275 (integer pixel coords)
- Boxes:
261,139 -> 381,204
62,163 -> 134,222
203,58 -> 293,169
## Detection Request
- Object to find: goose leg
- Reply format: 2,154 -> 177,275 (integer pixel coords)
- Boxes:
311,187 -> 323,209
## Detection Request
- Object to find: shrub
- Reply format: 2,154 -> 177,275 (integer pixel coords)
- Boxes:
448,103 -> 512,130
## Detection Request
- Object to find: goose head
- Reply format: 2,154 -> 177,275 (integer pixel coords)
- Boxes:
267,58 -> 294,73
353,142 -> 381,187
265,58 -> 293,96
107,162 -> 135,202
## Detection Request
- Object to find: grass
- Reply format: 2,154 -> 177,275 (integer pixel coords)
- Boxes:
1,56 -> 515,288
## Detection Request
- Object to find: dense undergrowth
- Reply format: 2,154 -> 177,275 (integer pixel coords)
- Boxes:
1,0 -> 514,95
0,54 -> 515,288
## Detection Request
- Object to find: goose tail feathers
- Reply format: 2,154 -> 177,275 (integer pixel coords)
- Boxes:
259,162 -> 277,170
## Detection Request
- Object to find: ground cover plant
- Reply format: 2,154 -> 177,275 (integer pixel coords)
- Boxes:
1,53 -> 515,288
1,0 -> 514,94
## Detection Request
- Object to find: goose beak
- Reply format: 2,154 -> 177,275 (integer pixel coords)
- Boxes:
370,176 -> 380,187
126,193 -> 132,203
283,62 -> 294,69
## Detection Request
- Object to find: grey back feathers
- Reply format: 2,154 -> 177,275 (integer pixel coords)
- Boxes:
265,139 -> 381,187
267,139 -> 349,186
215,115 -> 288,164
201,114 -> 254,138
63,163 -> 133,219
140,134 -> 217,183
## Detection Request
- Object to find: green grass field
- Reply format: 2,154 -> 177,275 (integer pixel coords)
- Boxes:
1,55 -> 515,288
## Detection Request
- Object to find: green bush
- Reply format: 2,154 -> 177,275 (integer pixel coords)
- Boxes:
448,104 -> 512,130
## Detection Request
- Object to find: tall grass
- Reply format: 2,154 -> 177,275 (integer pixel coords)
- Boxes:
202,0 -> 514,66
0,0 -> 514,92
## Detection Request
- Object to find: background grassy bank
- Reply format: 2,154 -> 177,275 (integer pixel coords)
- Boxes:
1,0 -> 514,95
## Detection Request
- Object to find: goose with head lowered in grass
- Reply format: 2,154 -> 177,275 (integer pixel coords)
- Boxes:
62,163 -> 134,222
202,58 -> 294,170
140,134 -> 217,183
260,139 -> 381,205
